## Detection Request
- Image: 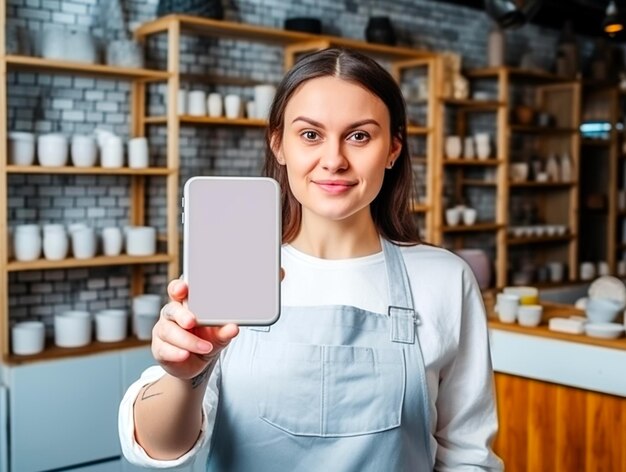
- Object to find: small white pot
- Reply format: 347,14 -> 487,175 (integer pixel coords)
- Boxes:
37,133 -> 68,167
71,134 -> 98,167
43,228 -> 69,261
12,321 -> 46,355
462,208 -> 477,226
187,90 -> 207,116
207,93 -> 223,117
100,135 -> 124,168
253,85 -> 276,120
132,293 -> 162,316
224,94 -> 242,119
128,137 -> 149,169
102,226 -> 123,256
95,309 -> 128,342
8,131 -> 36,166
13,226 -> 42,262
70,227 -> 97,259
445,207 -> 461,227
126,226 -> 156,256
134,312 -> 159,340
177,89 -> 188,116
445,136 -> 462,159
54,310 -> 92,348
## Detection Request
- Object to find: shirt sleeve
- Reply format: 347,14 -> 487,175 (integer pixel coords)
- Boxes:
434,265 -> 504,471
118,362 -> 221,469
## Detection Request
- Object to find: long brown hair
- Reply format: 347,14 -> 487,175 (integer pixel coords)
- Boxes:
262,48 -> 420,245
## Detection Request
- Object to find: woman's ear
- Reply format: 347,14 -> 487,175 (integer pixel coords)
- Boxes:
386,137 -> 402,169
270,133 -> 285,165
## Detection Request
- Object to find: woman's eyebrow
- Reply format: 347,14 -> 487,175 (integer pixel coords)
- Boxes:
291,116 -> 381,129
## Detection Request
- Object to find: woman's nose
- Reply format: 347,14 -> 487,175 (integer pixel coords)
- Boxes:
320,140 -> 348,172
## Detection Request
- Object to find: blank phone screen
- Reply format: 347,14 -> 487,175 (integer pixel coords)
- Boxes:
183,177 -> 281,325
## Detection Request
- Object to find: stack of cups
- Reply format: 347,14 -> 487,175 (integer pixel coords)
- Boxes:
132,294 -> 162,340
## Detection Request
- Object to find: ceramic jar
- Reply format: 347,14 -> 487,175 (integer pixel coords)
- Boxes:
13,224 -> 42,262
487,27 -> 505,67
445,136 -> 462,159
8,131 -> 36,165
70,227 -> 97,259
11,321 -> 46,355
224,94 -> 242,119
474,133 -> 491,160
101,135 -> 124,168
188,90 -> 207,116
253,85 -> 276,120
95,309 -> 128,342
37,133 -> 68,167
43,225 -> 69,261
41,27 -> 98,64
54,310 -> 92,348
101,227 -> 123,256
71,134 -> 98,167
128,137 -> 149,169
207,93 -> 223,117
125,226 -> 156,256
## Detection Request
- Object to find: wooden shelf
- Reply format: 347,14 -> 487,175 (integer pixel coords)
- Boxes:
442,158 -> 502,166
4,336 -> 151,365
440,98 -> 504,109
180,72 -> 267,87
466,67 -> 570,83
463,179 -> 497,187
510,125 -> 578,134
407,125 -> 430,135
7,254 -> 174,272
134,14 -> 436,60
5,55 -> 170,81
410,202 -> 429,213
509,181 -> 577,188
442,222 -> 503,233
146,115 -> 267,126
507,234 -> 574,245
6,165 -> 172,175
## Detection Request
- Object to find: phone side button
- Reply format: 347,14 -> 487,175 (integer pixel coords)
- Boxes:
181,212 -> 184,224
181,197 -> 185,208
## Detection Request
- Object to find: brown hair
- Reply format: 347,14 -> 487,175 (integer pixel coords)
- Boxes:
262,48 -> 420,245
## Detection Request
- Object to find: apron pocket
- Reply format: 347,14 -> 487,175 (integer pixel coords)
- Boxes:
253,339 -> 406,437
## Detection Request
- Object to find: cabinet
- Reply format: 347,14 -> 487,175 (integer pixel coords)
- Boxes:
0,9 -> 179,361
454,67 -> 581,288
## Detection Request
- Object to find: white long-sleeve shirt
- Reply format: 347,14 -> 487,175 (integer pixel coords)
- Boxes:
119,243 -> 503,470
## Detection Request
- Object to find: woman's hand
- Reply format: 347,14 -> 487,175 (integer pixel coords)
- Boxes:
152,279 -> 240,381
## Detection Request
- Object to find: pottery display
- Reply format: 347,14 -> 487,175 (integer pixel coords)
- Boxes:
95,309 -> 128,342
11,321 -> 46,355
128,137 -> 149,169
207,93 -> 223,117
125,226 -> 156,256
8,131 -> 36,166
253,85 -> 276,120
43,225 -> 69,261
224,94 -> 242,119
71,134 -> 98,167
13,224 -> 42,262
100,135 -> 124,168
445,136 -> 462,159
70,227 -> 97,259
54,310 -> 92,348
188,90 -> 207,116
102,227 -> 124,256
37,133 -> 68,167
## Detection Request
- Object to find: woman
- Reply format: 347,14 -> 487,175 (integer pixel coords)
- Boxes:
119,48 -> 503,471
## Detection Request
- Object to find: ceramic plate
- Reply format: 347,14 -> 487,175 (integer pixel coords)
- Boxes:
584,322 -> 625,339
588,276 -> 626,307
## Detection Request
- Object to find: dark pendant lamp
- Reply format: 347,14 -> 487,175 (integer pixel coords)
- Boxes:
484,0 -> 543,29
603,1 -> 624,35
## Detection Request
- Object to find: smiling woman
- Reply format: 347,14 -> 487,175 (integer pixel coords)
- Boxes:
120,48 -> 503,472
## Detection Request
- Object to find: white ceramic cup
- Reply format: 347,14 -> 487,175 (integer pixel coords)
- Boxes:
132,294 -> 162,315
253,84 -> 276,120
43,226 -> 69,261
445,135 -> 462,159
496,293 -> 519,323
37,133 -> 68,167
100,135 -> 124,168
517,305 -> 543,327
95,309 -> 128,342
474,133 -> 491,160
101,226 -> 123,256
54,310 -> 92,348
13,224 -> 42,261
597,260 -> 610,277
125,226 -> 156,256
128,137 -> 149,169
70,227 -> 97,259
187,90 -> 207,116
177,89 -> 188,115
70,134 -> 98,167
462,207 -> 477,225
134,312 -> 158,340
11,320 -> 46,355
8,131 -> 36,165
548,261 -> 564,282
224,94 -> 242,119
207,93 -> 223,117
580,261 -> 596,281
445,207 -> 461,226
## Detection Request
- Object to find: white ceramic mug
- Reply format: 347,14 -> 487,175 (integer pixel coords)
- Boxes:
462,207 -> 477,226
474,133 -> 491,160
95,309 -> 128,342
13,224 -> 42,262
128,137 -> 149,169
70,227 -> 97,259
445,136 -> 462,159
177,89 -> 188,116
224,94 -> 242,119
70,134 -> 98,167
496,293 -> 519,323
125,226 -> 156,256
253,84 -> 276,120
11,320 -> 46,355
187,90 -> 207,116
37,133 -> 68,167
54,310 -> 92,348
597,260 -> 610,277
134,312 -> 158,340
580,261 -> 596,281
132,294 -> 162,315
102,226 -> 123,256
547,262 -> 564,282
207,93 -> 223,117
8,131 -> 36,165
445,207 -> 461,226
43,226 -> 69,261
100,135 -> 124,168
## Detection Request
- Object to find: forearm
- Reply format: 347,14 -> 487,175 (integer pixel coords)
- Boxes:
133,362 -> 215,460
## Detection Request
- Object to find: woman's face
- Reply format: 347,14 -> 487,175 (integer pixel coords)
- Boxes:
273,76 -> 401,224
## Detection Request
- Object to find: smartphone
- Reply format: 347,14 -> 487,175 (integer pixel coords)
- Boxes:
182,176 -> 281,325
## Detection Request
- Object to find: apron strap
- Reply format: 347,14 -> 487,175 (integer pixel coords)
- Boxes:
381,239 -> 415,310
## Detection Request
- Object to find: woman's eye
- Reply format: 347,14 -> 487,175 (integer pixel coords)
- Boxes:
350,132 -> 369,142
302,131 -> 319,141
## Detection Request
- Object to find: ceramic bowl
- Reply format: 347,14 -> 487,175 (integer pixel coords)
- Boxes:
95,309 -> 128,343
11,321 -> 46,355
584,322 -> 625,339
54,310 -> 92,348
586,297 -> 623,323
517,305 -> 543,327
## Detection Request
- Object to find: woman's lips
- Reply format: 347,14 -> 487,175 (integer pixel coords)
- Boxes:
313,179 -> 357,194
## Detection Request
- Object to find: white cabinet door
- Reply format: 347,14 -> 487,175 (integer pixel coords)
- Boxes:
120,346 -> 154,391
0,386 -> 7,472
8,353 -> 122,472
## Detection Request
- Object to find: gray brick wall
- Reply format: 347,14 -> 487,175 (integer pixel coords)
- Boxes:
4,0 -> 618,326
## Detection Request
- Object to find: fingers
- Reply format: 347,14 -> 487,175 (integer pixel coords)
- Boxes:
167,278 -> 188,303
160,301 -> 196,330
155,319 -> 213,356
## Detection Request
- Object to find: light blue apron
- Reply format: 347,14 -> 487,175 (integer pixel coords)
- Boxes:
207,239 -> 433,471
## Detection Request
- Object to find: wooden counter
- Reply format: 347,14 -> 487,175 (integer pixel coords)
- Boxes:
486,300 -> 626,471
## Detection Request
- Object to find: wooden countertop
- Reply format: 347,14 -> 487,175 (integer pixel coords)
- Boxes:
484,296 -> 626,351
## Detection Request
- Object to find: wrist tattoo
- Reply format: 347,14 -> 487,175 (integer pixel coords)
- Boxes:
190,357 -> 217,389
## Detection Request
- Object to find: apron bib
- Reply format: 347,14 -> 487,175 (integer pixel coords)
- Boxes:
207,239 -> 433,471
